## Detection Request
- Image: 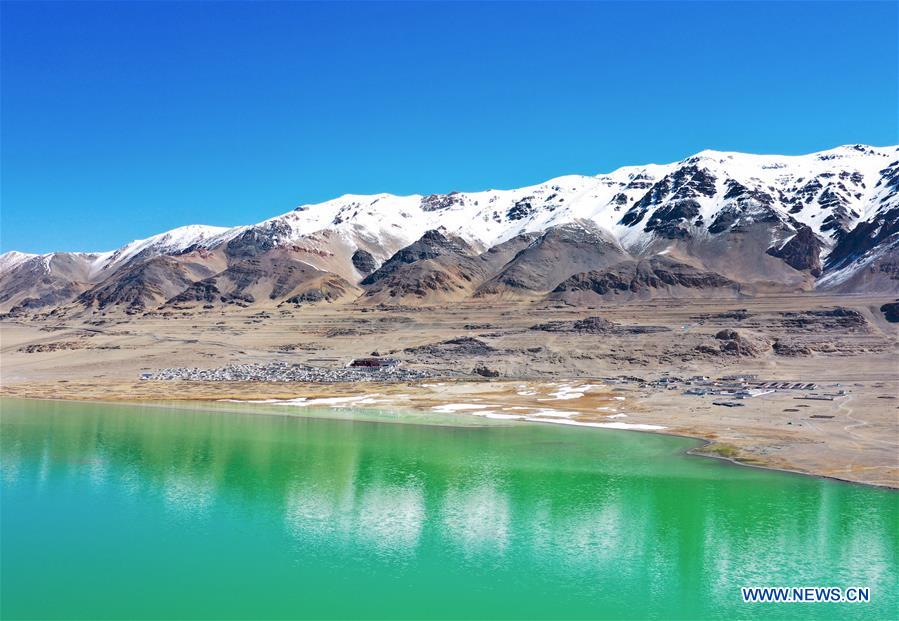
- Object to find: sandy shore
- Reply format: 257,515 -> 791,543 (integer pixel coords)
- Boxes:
2,294 -> 897,487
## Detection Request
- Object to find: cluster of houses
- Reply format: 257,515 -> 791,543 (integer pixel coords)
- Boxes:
626,373 -> 846,403
757,381 -> 818,390
140,359 -> 433,383
642,374 -> 772,399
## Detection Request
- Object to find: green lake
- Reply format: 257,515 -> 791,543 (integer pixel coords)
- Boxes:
1,398 -> 896,620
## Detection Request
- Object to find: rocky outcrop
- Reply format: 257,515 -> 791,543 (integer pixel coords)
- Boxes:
550,256 -> 739,301
694,329 -> 768,357
881,301 -> 899,323
530,316 -> 669,335
766,224 -> 824,276
826,208 -> 899,273
225,221 -> 294,260
420,192 -> 464,212
351,249 -> 378,276
167,281 -> 221,305
283,276 -> 357,304
473,365 -> 500,378
531,316 -> 617,334
404,336 -> 495,357
772,339 -> 813,356
620,165 -> 717,238
780,308 -> 868,331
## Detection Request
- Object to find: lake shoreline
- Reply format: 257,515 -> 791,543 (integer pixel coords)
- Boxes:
3,381 -> 897,491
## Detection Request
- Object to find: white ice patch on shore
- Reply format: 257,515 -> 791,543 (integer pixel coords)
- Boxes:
595,422 -> 664,430
528,408 -> 577,418
501,406 -> 577,417
221,394 -> 664,431
538,383 -> 599,401
431,403 -> 490,413
219,395 -> 387,407
431,404 -> 576,421
525,418 -> 665,431
479,412 -> 525,420
307,395 -> 387,406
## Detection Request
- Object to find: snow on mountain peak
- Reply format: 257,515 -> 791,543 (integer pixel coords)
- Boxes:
0,251 -> 38,273
3,144 -> 896,287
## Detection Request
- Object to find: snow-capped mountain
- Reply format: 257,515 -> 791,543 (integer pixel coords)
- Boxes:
2,144 -> 896,313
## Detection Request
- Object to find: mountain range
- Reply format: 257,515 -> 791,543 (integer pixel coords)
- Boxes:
2,144 -> 896,315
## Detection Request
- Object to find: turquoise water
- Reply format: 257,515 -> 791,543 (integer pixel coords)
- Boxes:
1,398 -> 897,620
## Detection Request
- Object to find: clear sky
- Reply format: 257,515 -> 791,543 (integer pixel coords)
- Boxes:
2,1 -> 897,253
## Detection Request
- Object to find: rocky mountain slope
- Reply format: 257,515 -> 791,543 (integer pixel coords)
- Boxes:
2,144 -> 896,313
475,221 -> 629,298
548,256 -> 742,303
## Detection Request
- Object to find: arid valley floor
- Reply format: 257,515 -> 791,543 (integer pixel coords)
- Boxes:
1,293 -> 897,488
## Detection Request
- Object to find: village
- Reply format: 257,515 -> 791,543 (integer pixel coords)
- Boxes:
141,358 -> 439,383
141,358 -> 851,410
633,374 -> 849,407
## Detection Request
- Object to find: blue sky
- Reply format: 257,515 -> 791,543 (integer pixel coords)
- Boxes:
2,1 -> 897,253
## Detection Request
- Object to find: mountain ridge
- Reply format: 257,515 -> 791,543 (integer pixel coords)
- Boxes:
3,144 -> 897,313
